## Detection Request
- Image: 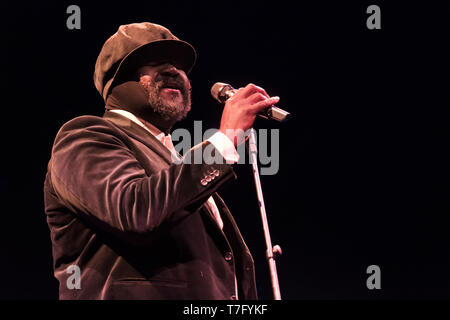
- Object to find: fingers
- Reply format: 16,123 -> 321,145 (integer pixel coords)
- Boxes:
230,82 -> 280,114
235,83 -> 270,99
250,96 -> 280,113
247,92 -> 272,104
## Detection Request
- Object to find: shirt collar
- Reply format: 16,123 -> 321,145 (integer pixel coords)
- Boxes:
109,109 -> 167,141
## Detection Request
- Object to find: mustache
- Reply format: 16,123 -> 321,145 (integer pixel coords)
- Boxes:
155,75 -> 188,94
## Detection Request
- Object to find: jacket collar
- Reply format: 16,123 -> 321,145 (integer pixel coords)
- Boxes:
103,110 -> 174,165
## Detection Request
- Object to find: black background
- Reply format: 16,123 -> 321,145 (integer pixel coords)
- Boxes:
2,1 -> 449,299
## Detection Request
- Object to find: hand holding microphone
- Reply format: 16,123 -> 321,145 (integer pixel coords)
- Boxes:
211,83 -> 288,146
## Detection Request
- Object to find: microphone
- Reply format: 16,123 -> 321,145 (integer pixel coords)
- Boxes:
210,82 -> 291,122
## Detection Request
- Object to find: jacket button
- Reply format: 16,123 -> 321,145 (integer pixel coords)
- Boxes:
201,179 -> 208,186
230,295 -> 237,300
224,252 -> 233,261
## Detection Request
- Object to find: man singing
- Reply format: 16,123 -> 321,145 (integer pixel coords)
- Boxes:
44,22 -> 279,299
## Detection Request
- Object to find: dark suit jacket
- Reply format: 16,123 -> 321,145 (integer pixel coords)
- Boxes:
43,111 -> 257,300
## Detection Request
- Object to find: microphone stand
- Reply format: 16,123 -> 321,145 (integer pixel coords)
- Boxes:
248,128 -> 282,300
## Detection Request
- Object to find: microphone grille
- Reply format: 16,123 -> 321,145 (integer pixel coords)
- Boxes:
210,82 -> 229,102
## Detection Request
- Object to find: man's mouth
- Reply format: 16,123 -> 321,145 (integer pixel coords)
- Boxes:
160,82 -> 184,94
161,87 -> 181,94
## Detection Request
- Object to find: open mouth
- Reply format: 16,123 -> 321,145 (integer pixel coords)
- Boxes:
161,87 -> 181,94
161,82 -> 184,94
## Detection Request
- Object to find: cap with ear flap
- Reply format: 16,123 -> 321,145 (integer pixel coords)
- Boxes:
94,22 -> 197,101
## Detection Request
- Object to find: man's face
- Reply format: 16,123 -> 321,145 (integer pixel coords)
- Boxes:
137,60 -> 192,122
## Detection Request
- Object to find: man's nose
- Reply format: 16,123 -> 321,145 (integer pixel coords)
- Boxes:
160,64 -> 181,77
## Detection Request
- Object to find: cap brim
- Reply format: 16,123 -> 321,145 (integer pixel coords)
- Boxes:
104,39 -> 197,100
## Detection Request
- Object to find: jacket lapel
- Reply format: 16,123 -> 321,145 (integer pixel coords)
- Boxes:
103,110 -> 173,165
212,193 -> 253,256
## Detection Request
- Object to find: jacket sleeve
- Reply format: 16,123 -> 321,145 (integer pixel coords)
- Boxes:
49,116 -> 236,241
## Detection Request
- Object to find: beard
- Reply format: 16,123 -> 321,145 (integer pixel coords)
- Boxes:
139,75 -> 191,122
